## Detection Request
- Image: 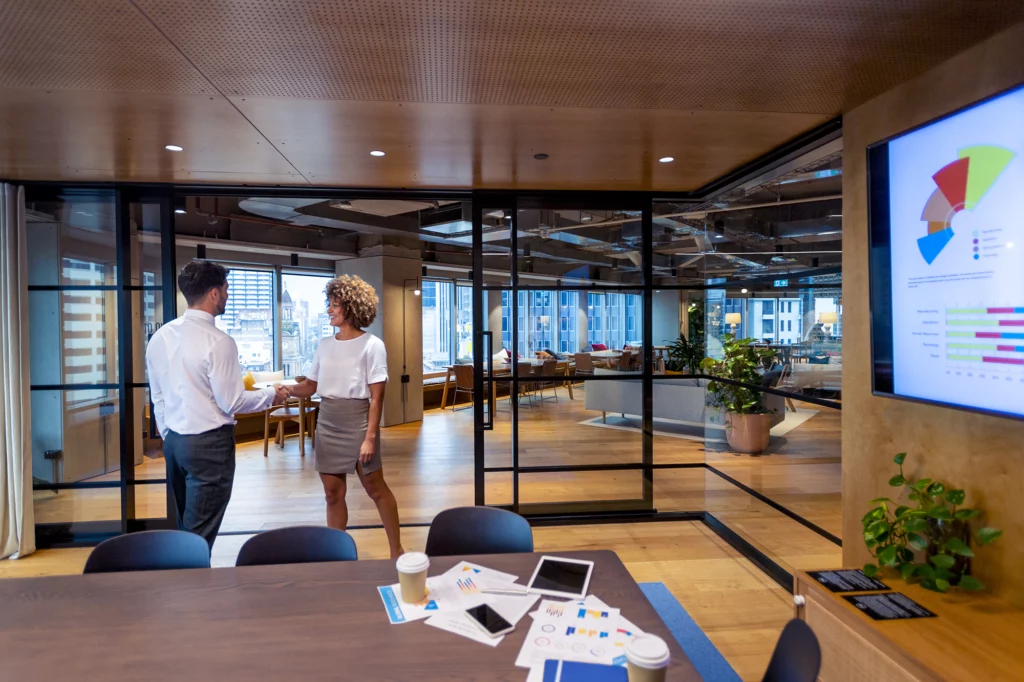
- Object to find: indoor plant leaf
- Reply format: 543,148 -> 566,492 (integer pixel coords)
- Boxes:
907,532 -> 928,551
943,537 -> 974,557
888,474 -> 905,487
928,506 -> 953,521
913,564 -> 936,580
894,505 -> 911,518
934,578 -> 951,592
958,575 -> 985,591
899,562 -> 916,580
893,452 -> 907,466
905,517 -> 928,533
945,489 -> 966,506
927,482 -> 945,496
863,563 -> 879,578
954,508 -> 981,520
869,497 -> 893,505
929,554 -> 956,569
913,478 -> 933,492
978,528 -> 1003,545
877,545 -> 898,566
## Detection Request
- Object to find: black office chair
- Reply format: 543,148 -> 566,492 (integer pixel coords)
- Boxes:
83,530 -> 210,574
235,526 -> 358,567
761,619 -> 821,682
425,507 -> 534,557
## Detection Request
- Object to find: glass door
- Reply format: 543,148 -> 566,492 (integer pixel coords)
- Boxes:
473,195 -> 654,516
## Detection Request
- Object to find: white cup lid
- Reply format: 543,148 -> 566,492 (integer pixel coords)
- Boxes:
396,551 -> 430,573
626,634 -> 670,668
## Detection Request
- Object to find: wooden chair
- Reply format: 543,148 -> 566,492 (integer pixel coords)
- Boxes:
617,349 -> 633,371
574,352 -> 596,377
264,396 -> 318,457
451,364 -> 474,411
533,359 -> 560,403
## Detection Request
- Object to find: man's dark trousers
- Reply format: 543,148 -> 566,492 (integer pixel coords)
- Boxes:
164,424 -> 236,549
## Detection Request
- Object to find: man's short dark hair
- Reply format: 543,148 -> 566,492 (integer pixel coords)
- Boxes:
178,260 -> 228,306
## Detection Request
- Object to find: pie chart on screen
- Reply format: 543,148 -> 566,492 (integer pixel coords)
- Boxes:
917,144 -> 1015,264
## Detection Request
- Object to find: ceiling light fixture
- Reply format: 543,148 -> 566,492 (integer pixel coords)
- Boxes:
165,144 -> 183,152
741,288 -> 748,294
175,208 -> 186,214
658,156 -> 674,163
370,150 -> 385,157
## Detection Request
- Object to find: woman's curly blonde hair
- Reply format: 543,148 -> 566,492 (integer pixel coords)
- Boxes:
325,274 -> 379,329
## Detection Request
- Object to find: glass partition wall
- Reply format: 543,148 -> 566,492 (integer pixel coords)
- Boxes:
23,186 -> 842,584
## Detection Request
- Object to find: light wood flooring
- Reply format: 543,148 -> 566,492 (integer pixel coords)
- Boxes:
0,520 -> 794,682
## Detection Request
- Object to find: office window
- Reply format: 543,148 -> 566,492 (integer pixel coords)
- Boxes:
280,273 -> 333,378
558,291 -> 579,353
216,269 -> 274,372
586,292 -> 642,349
422,280 -> 454,371
456,285 -> 473,361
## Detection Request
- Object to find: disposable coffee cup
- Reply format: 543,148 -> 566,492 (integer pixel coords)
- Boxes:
396,552 -> 430,604
626,634 -> 670,682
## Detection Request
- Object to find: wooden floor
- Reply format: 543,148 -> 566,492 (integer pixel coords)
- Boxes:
0,520 -> 793,682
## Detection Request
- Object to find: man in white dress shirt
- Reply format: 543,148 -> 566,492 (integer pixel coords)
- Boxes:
146,261 -> 286,549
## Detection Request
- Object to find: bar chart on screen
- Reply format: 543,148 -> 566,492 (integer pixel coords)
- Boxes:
946,306 -> 1024,378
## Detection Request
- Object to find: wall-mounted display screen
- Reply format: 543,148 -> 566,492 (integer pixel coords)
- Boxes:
868,84 -> 1024,419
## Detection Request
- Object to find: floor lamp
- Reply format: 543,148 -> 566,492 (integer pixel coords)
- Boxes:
725,312 -> 742,336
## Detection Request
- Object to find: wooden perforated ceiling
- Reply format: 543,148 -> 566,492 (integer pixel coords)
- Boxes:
0,0 -> 1021,190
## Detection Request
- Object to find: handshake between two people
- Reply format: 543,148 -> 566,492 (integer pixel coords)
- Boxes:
272,384 -> 290,405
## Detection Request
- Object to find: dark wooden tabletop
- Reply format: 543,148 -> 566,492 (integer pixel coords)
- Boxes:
0,550 -> 700,681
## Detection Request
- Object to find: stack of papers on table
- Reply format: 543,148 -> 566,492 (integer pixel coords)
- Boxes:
377,561 -> 538,646
518,595 -> 644,681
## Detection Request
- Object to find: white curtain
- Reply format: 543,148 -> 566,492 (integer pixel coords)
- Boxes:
0,183 -> 34,560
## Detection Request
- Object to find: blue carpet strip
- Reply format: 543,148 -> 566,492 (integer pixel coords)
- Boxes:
639,582 -> 742,682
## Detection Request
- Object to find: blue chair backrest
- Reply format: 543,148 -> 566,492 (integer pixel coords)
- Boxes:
83,530 -> 211,574
425,507 -> 533,557
762,619 -> 821,682
235,526 -> 358,567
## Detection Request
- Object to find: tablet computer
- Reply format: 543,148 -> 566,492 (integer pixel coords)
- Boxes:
526,555 -> 594,599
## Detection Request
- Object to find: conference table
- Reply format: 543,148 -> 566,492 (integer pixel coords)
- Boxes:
0,550 -> 700,681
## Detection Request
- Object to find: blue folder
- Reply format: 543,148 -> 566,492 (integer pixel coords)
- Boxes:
541,660 -> 628,681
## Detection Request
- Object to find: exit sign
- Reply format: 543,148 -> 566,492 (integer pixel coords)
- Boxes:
773,279 -> 789,288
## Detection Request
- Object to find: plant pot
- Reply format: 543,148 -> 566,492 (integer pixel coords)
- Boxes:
725,412 -> 773,454
926,518 -> 972,584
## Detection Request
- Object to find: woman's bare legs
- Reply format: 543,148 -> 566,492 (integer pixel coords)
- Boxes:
319,472 -> 349,530
357,465 -> 404,559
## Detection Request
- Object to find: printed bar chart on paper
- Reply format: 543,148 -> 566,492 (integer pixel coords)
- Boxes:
946,307 -> 1024,368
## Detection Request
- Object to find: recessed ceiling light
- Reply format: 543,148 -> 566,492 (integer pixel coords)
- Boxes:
165,144 -> 183,152
534,153 -> 549,160
370,150 -> 385,157
741,288 -> 748,294
659,156 -> 674,163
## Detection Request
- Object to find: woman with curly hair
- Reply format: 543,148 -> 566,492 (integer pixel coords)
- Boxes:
284,274 -> 404,557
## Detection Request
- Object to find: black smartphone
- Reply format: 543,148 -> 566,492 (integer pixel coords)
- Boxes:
465,604 -> 515,638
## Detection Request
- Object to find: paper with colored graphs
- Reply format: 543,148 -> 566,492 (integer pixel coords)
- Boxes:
423,562 -> 538,643
515,598 -> 622,669
521,595 -> 644,677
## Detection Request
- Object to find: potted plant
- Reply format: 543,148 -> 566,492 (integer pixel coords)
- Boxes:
667,331 -> 704,374
700,335 -> 777,453
862,452 -> 1002,592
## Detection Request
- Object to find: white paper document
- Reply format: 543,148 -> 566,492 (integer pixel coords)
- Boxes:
515,598 -> 623,668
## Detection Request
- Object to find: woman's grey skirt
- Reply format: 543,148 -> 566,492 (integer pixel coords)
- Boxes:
314,398 -> 382,475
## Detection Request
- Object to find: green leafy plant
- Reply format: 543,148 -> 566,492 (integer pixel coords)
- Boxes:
699,335 -> 776,414
862,452 -> 1002,592
667,331 -> 705,373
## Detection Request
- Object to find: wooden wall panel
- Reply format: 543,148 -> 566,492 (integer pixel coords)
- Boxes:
842,21 -> 1024,604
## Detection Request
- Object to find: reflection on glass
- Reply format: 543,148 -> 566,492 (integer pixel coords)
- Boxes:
28,290 -> 118,392
280,272 -> 334,377
30,389 -> 120,484
26,190 -> 117,287
216,269 -> 275,372
456,285 -> 473,361
33,486 -> 122,524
